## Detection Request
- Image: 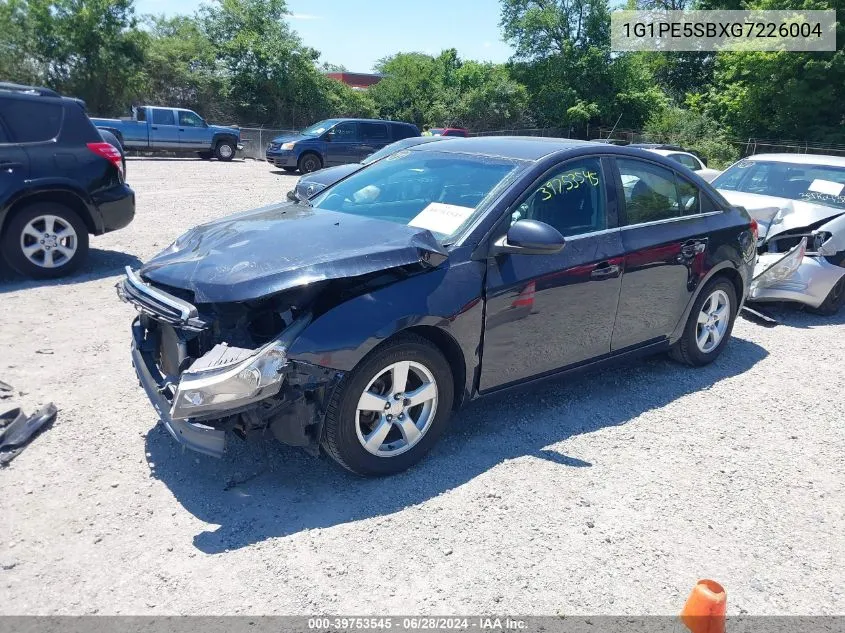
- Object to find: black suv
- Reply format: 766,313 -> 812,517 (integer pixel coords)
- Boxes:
0,83 -> 135,278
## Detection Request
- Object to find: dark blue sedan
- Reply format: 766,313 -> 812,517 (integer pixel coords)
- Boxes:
120,137 -> 756,475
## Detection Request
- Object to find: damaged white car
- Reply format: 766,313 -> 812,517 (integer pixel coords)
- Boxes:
714,154 -> 845,315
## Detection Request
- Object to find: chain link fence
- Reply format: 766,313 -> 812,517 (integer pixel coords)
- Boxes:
238,127 -> 299,160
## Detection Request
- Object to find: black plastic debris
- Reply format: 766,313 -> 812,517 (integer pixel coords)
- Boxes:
0,403 -> 57,466
0,381 -> 12,399
741,305 -> 779,327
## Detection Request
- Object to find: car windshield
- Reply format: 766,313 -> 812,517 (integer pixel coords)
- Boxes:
300,119 -> 338,137
714,159 -> 845,210
310,150 -> 521,240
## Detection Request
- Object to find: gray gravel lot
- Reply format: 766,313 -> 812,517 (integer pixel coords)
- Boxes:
1,158 -> 844,615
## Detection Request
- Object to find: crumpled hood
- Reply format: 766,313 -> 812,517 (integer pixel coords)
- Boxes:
718,190 -> 845,240
139,202 -> 448,303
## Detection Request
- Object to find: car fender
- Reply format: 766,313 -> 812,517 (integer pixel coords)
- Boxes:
668,260 -> 747,344
285,259 -> 485,402
0,180 -> 102,235
211,131 -> 239,148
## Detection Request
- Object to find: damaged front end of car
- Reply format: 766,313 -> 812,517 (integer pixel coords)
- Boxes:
119,267 -> 344,457
747,205 -> 845,310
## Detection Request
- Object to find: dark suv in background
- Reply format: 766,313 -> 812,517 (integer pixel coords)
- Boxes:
266,118 -> 420,173
0,83 -> 135,278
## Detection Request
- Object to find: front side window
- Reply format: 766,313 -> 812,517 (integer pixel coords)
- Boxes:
311,150 -> 521,240
178,111 -> 204,127
510,157 -> 607,237
713,159 -> 845,210
330,121 -> 359,142
152,109 -> 175,126
618,158 -> 681,224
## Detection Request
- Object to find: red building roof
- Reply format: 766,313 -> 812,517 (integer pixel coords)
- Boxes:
325,72 -> 383,90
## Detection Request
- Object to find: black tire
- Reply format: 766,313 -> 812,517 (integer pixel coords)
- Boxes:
282,166 -> 297,173
197,150 -> 213,160
214,139 -> 236,161
297,152 -> 322,174
1,203 -> 89,279
808,275 -> 845,316
670,277 -> 738,367
321,333 -> 454,476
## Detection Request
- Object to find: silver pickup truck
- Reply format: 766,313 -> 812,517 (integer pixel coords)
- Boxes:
91,106 -> 242,161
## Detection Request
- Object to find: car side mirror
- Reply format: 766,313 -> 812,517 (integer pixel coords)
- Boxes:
323,132 -> 333,142
491,219 -> 566,256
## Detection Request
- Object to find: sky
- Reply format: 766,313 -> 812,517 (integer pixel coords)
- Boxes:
133,0 -> 516,73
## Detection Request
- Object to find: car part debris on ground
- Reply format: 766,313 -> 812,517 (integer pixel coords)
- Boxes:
0,403 -> 57,466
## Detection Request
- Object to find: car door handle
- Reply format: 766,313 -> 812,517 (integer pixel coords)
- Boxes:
178,128 -> 185,131
590,262 -> 621,279
0,161 -> 23,170
151,126 -> 158,130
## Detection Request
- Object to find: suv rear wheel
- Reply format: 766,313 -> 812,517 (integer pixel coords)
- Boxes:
2,202 -> 89,279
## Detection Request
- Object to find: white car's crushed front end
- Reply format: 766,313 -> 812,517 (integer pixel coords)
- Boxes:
723,192 -> 845,309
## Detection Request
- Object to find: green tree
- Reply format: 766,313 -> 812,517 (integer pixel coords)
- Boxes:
644,105 -> 739,167
141,14 -> 230,120
501,0 -> 663,132
201,0 -> 326,125
5,0 -> 147,115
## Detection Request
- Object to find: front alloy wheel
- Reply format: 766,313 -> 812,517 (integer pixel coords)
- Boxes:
355,360 -> 439,457
321,334 -> 454,476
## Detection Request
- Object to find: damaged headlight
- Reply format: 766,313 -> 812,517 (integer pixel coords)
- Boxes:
750,237 -> 807,295
169,313 -> 311,420
171,341 -> 288,420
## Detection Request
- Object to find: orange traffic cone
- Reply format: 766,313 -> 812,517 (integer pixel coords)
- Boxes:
680,579 -> 727,633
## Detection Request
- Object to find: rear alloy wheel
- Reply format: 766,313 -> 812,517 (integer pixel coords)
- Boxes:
321,334 -> 454,476
670,278 -> 737,367
808,275 -> 845,316
214,140 -> 236,161
2,203 -> 89,279
297,153 -> 321,174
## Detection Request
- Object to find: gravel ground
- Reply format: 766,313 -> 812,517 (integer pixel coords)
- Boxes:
1,157 -> 844,616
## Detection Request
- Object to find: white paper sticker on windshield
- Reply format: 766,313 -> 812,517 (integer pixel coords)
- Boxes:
808,179 -> 844,196
409,202 -> 475,235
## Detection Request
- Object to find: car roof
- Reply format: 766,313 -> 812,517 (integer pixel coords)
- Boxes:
742,153 -> 845,168
337,118 -> 416,127
407,136 -> 600,161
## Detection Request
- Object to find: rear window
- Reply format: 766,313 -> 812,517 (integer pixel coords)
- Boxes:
151,109 -> 175,126
0,99 -> 63,143
392,123 -> 417,141
360,122 -> 389,142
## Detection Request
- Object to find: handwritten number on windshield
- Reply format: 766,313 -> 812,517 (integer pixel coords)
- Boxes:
540,170 -> 599,201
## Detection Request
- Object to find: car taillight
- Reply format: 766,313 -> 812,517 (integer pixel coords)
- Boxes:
749,217 -> 759,242
87,142 -> 123,178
